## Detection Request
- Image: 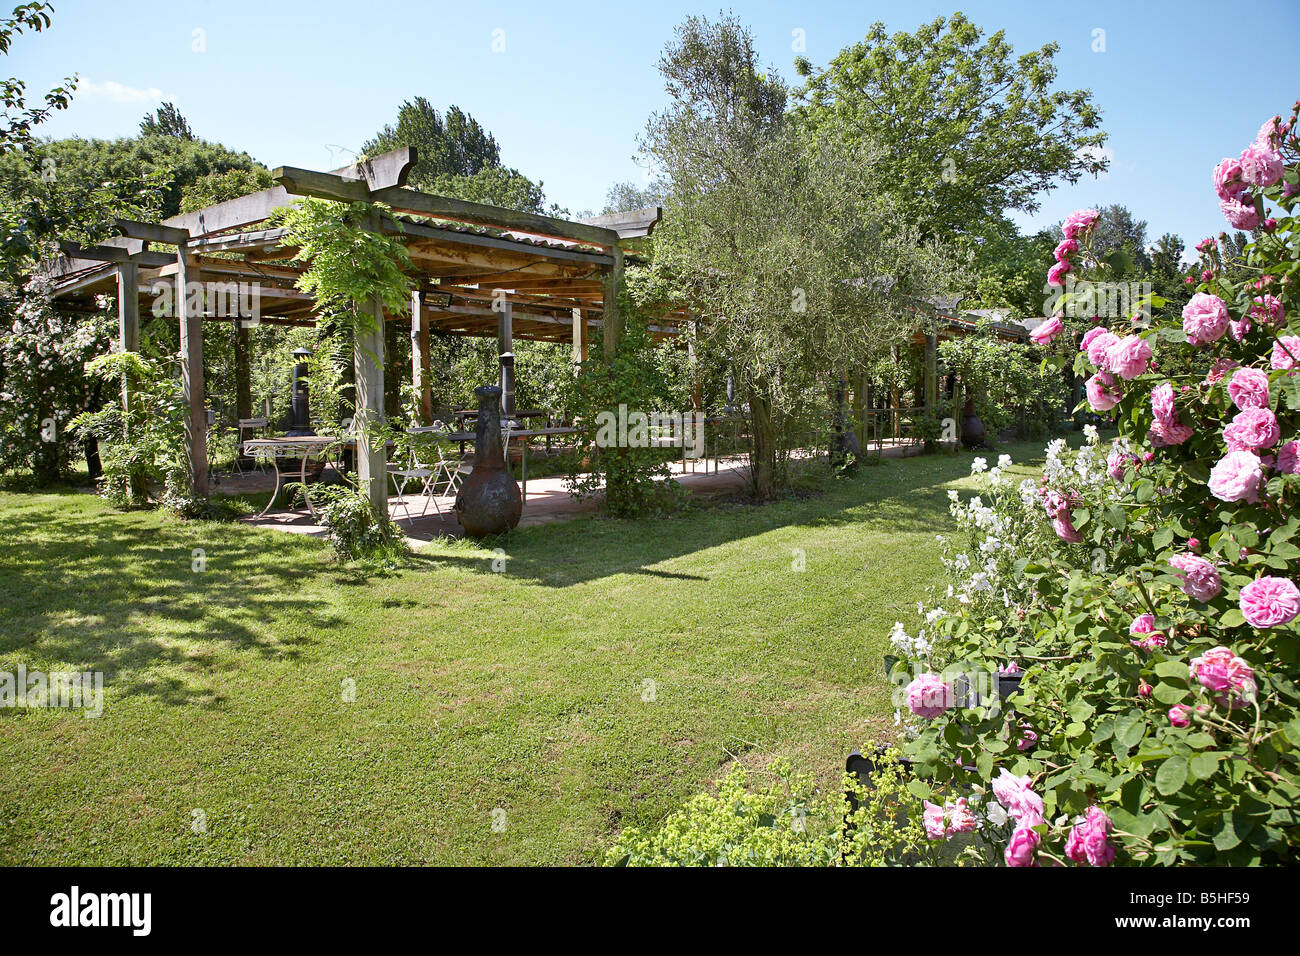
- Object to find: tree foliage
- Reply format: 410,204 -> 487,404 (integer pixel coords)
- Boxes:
795,13 -> 1107,240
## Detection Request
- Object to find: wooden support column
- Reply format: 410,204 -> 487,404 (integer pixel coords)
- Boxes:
571,307 -> 587,365
115,262 -> 139,423
602,246 -> 624,360
853,369 -> 866,448
410,289 -> 432,424
355,294 -> 388,515
176,246 -> 209,498
687,319 -> 701,413
890,345 -> 901,440
498,298 -> 515,418
924,332 -> 938,414
234,323 -> 252,424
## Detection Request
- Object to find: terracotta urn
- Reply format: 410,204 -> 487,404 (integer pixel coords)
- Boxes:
453,385 -> 522,537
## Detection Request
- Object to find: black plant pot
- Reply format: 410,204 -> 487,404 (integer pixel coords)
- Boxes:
453,385 -> 522,538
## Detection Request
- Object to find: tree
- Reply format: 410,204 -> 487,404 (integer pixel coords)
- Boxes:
139,101 -> 194,140
365,99 -> 499,181
601,180 -> 663,215
363,97 -> 549,213
795,13 -> 1107,240
1072,202 -> 1150,274
643,15 -> 954,498
0,2 -> 74,156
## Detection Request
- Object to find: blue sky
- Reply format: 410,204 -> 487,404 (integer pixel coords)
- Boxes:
10,0 -> 1298,252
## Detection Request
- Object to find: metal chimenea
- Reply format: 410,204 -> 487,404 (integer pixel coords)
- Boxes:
454,384 -> 522,537
286,347 -> 314,436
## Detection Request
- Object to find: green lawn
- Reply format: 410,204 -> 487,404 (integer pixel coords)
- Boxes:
0,441 -> 1053,865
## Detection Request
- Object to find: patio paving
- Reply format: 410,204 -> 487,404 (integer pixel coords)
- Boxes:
232,440 -> 925,547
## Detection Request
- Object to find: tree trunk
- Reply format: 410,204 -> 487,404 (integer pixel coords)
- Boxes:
748,385 -> 777,500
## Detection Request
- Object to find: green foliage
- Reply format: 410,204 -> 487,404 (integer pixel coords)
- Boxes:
939,329 -> 1068,437
795,12 -> 1107,239
563,312 -> 686,518
606,752 -> 939,866
307,478 -> 407,564
0,3 -> 74,155
71,350 -> 189,509
180,166 -> 273,212
139,101 -> 194,140
0,277 -> 113,482
363,97 -> 550,214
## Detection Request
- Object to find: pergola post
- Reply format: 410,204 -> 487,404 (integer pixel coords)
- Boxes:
571,307 -> 586,365
853,369 -> 866,448
355,294 -> 388,515
410,289 -> 432,424
602,246 -> 624,360
176,246 -> 208,498
924,332 -> 938,414
234,324 -> 253,424
115,262 -> 139,422
498,298 -> 515,418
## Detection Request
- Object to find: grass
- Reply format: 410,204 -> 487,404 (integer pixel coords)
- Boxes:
0,439 -> 1057,865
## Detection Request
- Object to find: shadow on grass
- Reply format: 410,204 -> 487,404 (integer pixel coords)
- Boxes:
418,439 -> 1059,588
0,498 -> 348,708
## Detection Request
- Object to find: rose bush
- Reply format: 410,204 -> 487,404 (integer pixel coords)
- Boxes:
890,103 -> 1300,865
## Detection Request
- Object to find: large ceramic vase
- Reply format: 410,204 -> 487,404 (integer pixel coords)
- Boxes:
454,385 -> 522,537
960,396 -> 986,449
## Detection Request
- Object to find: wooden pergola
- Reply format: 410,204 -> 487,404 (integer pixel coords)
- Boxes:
42,147 -> 684,514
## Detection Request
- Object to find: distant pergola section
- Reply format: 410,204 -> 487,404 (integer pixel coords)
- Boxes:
41,147 -> 685,512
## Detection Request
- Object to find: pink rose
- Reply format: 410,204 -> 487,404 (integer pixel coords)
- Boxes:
922,800 -> 947,839
1053,238 -> 1079,261
1272,336 -> 1300,371
1169,705 -> 1192,728
1030,315 -> 1064,346
1106,335 -> 1152,380
1106,447 -> 1132,481
1207,449 -> 1264,503
1132,632 -> 1168,652
992,768 -> 1044,826
1086,330 -> 1120,367
1150,383 -> 1177,424
1080,326 -> 1108,354
1129,614 -> 1155,635
924,798 -> 977,839
1004,826 -> 1040,867
1206,358 -> 1241,385
1016,724 -> 1038,751
1062,208 -> 1100,240
1085,371 -> 1121,412
1181,293 -> 1230,345
1213,156 -> 1248,201
1148,419 -> 1194,447
1257,116 -> 1285,148
1277,440 -> 1300,474
1239,576 -> 1300,628
1223,408 -> 1279,452
1041,489 -> 1068,519
1239,141 -> 1284,189
905,673 -> 953,719
1229,315 -> 1251,342
1047,260 -> 1071,288
1052,512 -> 1083,543
1189,646 -> 1256,708
1220,196 -> 1259,231
1250,294 -> 1285,327
1227,367 -> 1271,410
1169,553 -> 1223,602
1065,806 -> 1114,867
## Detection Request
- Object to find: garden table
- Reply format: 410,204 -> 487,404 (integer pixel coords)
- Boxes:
243,436 -> 340,518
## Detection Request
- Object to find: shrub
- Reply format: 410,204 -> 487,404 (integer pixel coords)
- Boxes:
308,478 -> 408,563
888,106 -> 1300,865
605,752 -> 948,866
